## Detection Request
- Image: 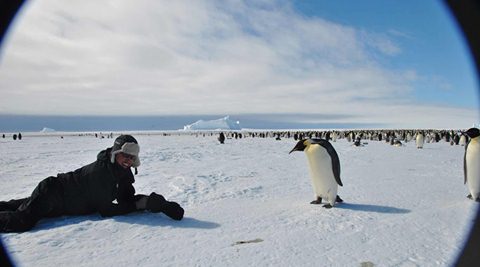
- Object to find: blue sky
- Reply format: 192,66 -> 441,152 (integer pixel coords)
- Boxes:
293,0 -> 478,107
0,0 -> 478,129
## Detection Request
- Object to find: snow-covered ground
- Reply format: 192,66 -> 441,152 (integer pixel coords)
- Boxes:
0,132 -> 478,266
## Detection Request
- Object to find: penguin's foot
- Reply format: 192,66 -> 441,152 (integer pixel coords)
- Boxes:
310,197 -> 322,205
335,195 -> 344,203
467,195 -> 480,202
322,204 -> 333,209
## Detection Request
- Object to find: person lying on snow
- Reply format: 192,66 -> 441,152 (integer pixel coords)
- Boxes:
0,135 -> 184,233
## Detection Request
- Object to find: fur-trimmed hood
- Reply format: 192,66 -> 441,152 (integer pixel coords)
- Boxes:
109,135 -> 140,168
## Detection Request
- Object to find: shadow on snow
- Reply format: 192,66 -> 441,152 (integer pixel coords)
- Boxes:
32,212 -> 220,232
113,213 -> 221,229
336,203 -> 411,214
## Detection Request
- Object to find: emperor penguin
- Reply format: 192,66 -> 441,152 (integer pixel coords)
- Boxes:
290,138 -> 343,208
406,132 -> 413,142
416,132 -> 424,149
426,134 -> 432,143
460,134 -> 467,146
464,128 -> 480,202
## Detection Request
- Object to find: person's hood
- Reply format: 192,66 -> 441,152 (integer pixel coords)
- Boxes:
97,148 -> 112,163
110,135 -> 140,168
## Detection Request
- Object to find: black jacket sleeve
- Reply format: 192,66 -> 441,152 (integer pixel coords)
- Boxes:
98,201 -> 137,217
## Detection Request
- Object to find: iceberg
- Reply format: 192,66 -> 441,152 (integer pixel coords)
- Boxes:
182,116 -> 241,131
40,127 -> 56,132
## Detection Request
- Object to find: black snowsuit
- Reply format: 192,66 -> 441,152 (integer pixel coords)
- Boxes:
0,148 -> 140,232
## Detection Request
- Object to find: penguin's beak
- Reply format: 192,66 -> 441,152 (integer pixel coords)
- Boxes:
289,140 -> 306,154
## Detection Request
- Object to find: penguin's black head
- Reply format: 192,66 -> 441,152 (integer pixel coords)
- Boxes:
289,139 -> 307,154
463,128 -> 480,138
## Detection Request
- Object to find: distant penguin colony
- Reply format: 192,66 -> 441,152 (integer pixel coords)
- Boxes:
464,128 -> 480,202
290,138 -> 343,208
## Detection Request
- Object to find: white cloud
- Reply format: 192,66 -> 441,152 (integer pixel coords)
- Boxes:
0,0 -> 477,128
360,30 -> 402,56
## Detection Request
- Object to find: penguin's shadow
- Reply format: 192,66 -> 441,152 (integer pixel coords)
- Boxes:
336,203 -> 411,214
113,213 -> 221,229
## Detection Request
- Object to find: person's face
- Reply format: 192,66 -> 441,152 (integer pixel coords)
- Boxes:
115,152 -> 135,169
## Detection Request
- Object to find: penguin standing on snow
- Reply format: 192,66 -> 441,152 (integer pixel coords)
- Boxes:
463,128 -> 480,202
416,131 -> 424,149
218,132 -> 225,144
460,134 -> 467,146
289,139 -> 343,208
331,131 -> 338,142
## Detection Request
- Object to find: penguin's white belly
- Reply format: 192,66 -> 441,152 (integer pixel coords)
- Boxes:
416,135 -> 424,148
460,135 -> 467,146
305,145 -> 337,205
466,140 -> 480,198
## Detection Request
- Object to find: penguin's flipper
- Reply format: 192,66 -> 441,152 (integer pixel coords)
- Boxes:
322,204 -> 333,209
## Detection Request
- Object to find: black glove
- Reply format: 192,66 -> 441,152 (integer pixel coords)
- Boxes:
146,192 -> 184,221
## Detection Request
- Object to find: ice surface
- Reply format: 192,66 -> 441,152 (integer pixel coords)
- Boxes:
0,132 -> 477,266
